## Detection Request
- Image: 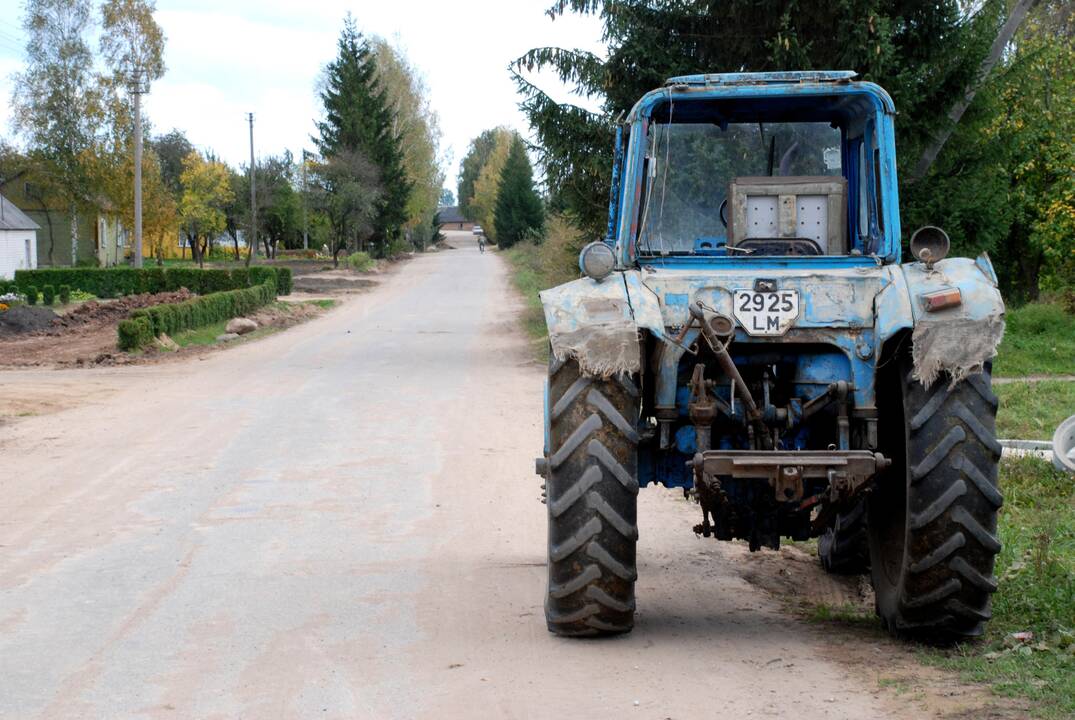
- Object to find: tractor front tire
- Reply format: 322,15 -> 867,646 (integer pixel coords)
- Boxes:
545,357 -> 640,636
868,359 -> 1003,641
818,500 -> 870,575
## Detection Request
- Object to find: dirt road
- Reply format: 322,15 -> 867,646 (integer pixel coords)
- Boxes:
0,233 -> 993,719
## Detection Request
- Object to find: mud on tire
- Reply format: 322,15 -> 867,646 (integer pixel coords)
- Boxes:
818,500 -> 870,575
545,356 -> 640,636
868,357 -> 1003,641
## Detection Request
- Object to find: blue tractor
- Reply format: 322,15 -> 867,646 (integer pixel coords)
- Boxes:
535,72 -> 1005,641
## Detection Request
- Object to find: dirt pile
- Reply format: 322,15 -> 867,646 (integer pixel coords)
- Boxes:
0,306 -> 59,336
49,290 -> 194,332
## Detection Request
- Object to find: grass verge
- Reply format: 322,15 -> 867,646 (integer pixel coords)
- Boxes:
502,217 -> 586,359
503,243 -> 551,346
168,301 -> 314,349
916,457 -> 1075,718
994,302 -> 1075,378
996,380 -> 1075,440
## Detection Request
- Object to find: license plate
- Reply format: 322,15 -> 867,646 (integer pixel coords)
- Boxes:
733,290 -> 799,336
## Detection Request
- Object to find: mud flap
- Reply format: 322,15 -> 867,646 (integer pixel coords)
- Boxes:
911,315 -> 1005,387
540,271 -> 664,378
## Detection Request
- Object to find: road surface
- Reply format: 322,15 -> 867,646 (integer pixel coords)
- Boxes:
1,233 -> 924,718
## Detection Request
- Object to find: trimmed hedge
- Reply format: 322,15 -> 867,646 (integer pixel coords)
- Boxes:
117,279 -> 277,351
15,266 -> 291,299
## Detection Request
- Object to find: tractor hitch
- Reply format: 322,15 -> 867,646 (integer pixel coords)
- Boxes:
689,449 -> 889,503
688,449 -> 890,551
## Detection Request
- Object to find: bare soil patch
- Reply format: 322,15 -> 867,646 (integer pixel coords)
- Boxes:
291,274 -> 377,293
0,290 -> 325,369
728,541 -> 1029,718
0,291 -> 195,368
0,306 -> 58,335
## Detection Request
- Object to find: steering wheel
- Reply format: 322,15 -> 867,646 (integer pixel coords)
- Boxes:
719,198 -> 728,228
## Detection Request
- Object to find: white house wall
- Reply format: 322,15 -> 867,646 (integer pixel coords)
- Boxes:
0,229 -> 37,279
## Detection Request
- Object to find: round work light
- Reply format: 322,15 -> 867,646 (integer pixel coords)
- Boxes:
579,242 -> 616,281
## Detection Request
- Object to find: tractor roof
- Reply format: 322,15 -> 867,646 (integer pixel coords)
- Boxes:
664,70 -> 858,86
628,71 -> 895,123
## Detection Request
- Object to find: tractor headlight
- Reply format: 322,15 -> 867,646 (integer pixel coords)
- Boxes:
910,226 -> 950,267
579,242 -> 616,282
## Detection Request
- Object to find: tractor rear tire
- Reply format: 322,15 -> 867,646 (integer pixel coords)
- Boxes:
544,356 -> 640,636
868,358 -> 1003,641
818,500 -> 870,575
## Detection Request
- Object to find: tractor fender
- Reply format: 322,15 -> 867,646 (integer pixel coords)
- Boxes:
540,270 -> 665,378
876,254 -> 1005,385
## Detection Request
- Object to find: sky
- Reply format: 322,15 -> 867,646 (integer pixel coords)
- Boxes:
0,0 -> 607,197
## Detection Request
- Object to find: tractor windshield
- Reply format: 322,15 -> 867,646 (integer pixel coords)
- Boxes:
637,121 -> 844,256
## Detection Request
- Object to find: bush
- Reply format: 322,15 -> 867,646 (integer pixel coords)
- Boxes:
59,285 -> 71,304
346,252 -> 374,272
117,316 -> 153,350
14,266 -> 291,299
118,279 -> 278,351
249,266 -> 290,295
25,285 -> 37,305
42,284 -> 55,305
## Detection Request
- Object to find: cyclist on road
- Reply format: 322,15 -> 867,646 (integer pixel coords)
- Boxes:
478,235 -> 486,253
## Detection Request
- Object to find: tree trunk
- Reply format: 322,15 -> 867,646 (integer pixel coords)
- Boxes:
69,204 -> 79,267
231,232 -> 240,261
911,0 -> 1042,181
1018,247 -> 1043,302
42,208 -> 54,266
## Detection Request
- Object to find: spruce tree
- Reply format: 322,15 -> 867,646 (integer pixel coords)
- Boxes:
494,137 -> 545,248
315,15 -> 410,253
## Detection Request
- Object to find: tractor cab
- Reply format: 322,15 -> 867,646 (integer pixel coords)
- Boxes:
612,71 -> 899,264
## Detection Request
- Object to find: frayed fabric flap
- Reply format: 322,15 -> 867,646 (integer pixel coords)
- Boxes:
549,323 -> 641,378
912,316 -> 1005,387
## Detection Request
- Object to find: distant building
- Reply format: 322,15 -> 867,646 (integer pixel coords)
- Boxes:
0,192 -> 39,280
437,206 -> 474,231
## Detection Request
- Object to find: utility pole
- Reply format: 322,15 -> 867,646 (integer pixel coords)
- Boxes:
131,72 -> 146,268
301,149 -> 309,250
246,112 -> 257,266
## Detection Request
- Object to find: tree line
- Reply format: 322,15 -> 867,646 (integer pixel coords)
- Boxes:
0,4 -> 444,269
513,0 -> 1073,301
457,127 -> 544,248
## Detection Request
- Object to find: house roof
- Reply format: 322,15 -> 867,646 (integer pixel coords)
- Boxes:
0,193 -> 40,231
437,205 -> 470,224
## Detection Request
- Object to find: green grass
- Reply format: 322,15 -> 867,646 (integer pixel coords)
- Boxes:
503,243 -> 552,346
994,303 -> 1075,378
917,457 -> 1075,718
806,602 -> 875,626
171,320 -> 230,347
308,299 -> 336,309
996,381 -> 1075,440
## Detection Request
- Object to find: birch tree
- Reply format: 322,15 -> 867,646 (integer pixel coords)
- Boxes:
11,0 -> 101,265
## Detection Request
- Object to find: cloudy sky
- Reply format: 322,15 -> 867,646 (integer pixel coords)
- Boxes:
0,0 -> 606,195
